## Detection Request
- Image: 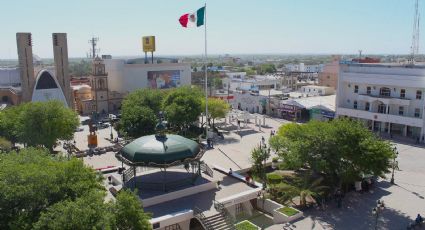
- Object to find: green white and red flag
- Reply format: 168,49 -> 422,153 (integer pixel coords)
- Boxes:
179,6 -> 205,28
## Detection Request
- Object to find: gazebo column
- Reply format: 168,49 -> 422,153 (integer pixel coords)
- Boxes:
133,166 -> 137,190
163,168 -> 167,192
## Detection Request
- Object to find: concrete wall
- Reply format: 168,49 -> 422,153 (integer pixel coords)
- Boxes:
142,181 -> 216,207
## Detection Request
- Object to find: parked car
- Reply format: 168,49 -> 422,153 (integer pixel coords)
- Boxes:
75,127 -> 84,132
96,122 -> 110,129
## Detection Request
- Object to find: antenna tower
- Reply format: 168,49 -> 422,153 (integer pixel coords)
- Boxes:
87,37 -> 100,59
409,0 -> 420,64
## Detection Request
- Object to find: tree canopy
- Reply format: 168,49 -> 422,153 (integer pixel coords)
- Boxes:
163,86 -> 202,129
0,100 -> 78,150
119,89 -> 166,138
0,148 -> 151,230
269,119 -> 395,188
201,98 -> 230,127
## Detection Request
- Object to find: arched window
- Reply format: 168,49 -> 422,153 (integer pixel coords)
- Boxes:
379,87 -> 391,97
378,103 -> 387,114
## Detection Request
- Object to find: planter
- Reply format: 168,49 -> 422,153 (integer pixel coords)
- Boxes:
273,206 -> 303,224
235,220 -> 260,230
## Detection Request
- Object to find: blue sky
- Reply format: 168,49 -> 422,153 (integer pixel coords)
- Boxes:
0,0 -> 423,58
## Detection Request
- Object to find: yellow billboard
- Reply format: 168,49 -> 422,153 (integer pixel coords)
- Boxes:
142,36 -> 156,52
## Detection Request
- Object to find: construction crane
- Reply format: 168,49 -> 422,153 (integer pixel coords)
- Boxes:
409,0 -> 420,64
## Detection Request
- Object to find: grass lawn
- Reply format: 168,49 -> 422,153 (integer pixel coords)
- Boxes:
278,206 -> 299,216
235,220 -> 258,230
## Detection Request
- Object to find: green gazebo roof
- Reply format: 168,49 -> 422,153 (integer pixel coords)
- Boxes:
119,134 -> 201,166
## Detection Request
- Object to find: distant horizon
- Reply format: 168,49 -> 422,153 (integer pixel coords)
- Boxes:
0,53 -> 421,61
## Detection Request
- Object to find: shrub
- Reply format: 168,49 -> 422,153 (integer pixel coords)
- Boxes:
278,206 -> 299,216
267,173 -> 282,184
235,220 -> 258,230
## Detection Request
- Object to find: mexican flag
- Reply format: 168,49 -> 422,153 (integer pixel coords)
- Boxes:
179,6 -> 205,28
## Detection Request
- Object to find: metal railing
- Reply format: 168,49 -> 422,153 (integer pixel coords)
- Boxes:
193,207 -> 213,230
200,162 -> 214,177
213,200 -> 237,229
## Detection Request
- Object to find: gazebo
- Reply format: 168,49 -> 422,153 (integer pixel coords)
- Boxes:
115,124 -> 206,191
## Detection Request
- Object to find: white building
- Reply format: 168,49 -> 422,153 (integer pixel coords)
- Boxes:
300,85 -> 335,96
336,63 -> 425,142
104,59 -> 191,94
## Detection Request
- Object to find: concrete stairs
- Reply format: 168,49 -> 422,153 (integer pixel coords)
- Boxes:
202,213 -> 235,230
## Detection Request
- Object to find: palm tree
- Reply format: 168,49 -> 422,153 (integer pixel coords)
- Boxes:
298,177 -> 329,208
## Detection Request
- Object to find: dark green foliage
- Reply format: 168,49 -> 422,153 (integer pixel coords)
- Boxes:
267,173 -> 282,184
163,87 -> 202,129
0,148 -> 152,230
0,101 -> 79,151
119,89 -> 166,138
270,118 -> 395,188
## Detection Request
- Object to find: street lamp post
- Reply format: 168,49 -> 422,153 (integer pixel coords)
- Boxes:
372,199 -> 385,230
109,116 -> 114,141
259,137 -> 270,190
390,146 -> 399,184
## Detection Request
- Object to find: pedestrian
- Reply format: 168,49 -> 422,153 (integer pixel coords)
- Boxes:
228,168 -> 233,175
210,139 -> 214,148
416,214 -> 423,224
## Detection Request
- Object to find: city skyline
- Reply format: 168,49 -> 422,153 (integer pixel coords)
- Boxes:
0,0 -> 424,59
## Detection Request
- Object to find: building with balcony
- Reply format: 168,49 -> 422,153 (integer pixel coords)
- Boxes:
336,63 -> 425,142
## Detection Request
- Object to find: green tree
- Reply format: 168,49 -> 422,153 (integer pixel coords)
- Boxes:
110,190 -> 152,230
34,191 -> 111,230
250,146 -> 270,185
212,77 -> 223,89
256,64 -> 276,75
119,89 -> 166,138
69,60 -> 92,77
270,119 -> 394,189
0,148 -> 152,230
0,105 -> 25,145
19,101 -> 78,151
201,98 -> 230,128
163,87 -> 202,129
0,148 -> 104,229
0,101 -> 78,151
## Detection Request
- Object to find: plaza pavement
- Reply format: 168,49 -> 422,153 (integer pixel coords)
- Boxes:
76,114 -> 425,230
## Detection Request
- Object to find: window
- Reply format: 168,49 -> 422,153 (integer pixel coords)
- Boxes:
400,89 -> 406,98
353,101 -> 358,109
366,86 -> 371,95
379,87 -> 391,97
327,75 -> 330,79
365,102 -> 370,111
354,85 -> 358,93
414,108 -> 420,118
378,103 -> 386,114
399,106 -> 404,116
416,90 -> 422,100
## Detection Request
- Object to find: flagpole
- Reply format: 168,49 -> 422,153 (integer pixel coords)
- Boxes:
204,3 -> 208,139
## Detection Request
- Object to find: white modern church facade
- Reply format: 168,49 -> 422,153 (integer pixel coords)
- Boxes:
336,63 -> 425,142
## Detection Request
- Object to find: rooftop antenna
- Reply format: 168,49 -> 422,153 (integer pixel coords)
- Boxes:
409,0 -> 420,64
87,37 -> 100,59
